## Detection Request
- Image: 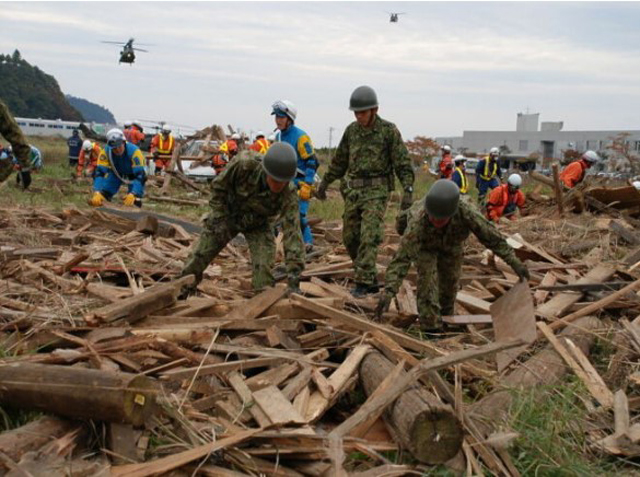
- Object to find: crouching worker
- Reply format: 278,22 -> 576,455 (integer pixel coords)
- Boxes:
375,179 -> 529,334
486,173 -> 526,223
179,142 -> 305,296
89,128 -> 146,208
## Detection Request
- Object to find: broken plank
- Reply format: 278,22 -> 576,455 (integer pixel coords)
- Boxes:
162,357 -> 284,381
253,385 -> 306,426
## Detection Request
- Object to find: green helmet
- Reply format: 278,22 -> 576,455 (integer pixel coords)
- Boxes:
425,179 -> 460,220
349,85 -> 378,112
262,142 -> 297,182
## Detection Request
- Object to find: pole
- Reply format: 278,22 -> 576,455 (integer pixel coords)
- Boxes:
551,163 -> 565,216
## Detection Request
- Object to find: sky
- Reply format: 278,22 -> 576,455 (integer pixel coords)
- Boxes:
1,1 -> 640,146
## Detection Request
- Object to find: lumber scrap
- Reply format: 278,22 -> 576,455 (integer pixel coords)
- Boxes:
551,163 -> 564,216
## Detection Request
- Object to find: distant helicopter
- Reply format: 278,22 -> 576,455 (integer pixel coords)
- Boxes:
101,38 -> 150,65
388,12 -> 406,23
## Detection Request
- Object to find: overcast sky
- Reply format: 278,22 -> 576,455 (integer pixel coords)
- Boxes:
2,1 -> 639,146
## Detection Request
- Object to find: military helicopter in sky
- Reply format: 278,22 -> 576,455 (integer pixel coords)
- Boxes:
101,38 -> 150,65
388,12 -> 406,23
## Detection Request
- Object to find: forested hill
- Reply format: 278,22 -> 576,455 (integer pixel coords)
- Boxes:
0,50 -> 83,121
66,95 -> 116,124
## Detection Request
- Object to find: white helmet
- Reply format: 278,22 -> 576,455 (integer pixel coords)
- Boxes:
508,173 -> 522,188
490,147 -> 500,156
582,150 -> 600,163
442,145 -> 452,153
633,181 -> 640,191
256,131 -> 265,139
124,120 -> 132,128
454,154 -> 466,164
271,100 -> 297,122
268,134 -> 276,142
106,128 -> 125,148
161,124 -> 171,133
231,133 -> 241,140
82,140 -> 93,151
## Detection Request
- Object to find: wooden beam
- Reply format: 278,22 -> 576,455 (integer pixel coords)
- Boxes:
551,163 -> 564,216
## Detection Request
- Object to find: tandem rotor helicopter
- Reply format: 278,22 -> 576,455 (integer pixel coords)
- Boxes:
388,12 -> 406,23
101,38 -> 151,65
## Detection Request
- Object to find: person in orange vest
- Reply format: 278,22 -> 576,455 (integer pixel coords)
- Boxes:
559,150 -> 600,188
212,135 -> 239,175
486,173 -> 525,222
150,125 -> 175,173
451,155 -> 469,195
438,145 -> 454,179
124,121 -> 145,146
77,140 -> 102,178
249,131 -> 270,154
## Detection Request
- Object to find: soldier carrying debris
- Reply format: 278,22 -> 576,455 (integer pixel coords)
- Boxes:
375,179 -> 529,334
179,142 -> 305,296
315,86 -> 415,298
0,98 -> 32,190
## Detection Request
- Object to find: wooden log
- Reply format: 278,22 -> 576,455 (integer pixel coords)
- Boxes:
136,215 -> 159,235
358,351 -> 463,464
0,363 -> 158,426
551,163 -> 565,216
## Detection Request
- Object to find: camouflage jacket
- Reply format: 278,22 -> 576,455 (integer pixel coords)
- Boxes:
208,156 -> 304,275
0,99 -> 31,174
384,199 -> 521,294
323,115 -> 414,192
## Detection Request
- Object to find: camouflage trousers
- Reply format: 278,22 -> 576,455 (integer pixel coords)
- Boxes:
182,218 -> 276,291
342,188 -> 388,286
415,247 -> 463,328
0,159 -> 12,184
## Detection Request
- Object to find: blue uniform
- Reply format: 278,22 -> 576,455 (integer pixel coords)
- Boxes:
94,142 -> 146,199
276,125 -> 318,245
67,132 -> 82,165
475,157 -> 502,203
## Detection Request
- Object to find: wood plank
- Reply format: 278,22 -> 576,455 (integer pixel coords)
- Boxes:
227,371 -> 271,427
442,314 -> 492,325
161,357 -> 284,381
534,271 -> 557,306
614,390 -> 630,438
253,385 -> 305,425
455,292 -> 492,314
226,284 -> 287,320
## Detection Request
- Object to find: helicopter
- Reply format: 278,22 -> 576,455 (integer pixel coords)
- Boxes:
101,38 -> 150,65
388,12 -> 406,23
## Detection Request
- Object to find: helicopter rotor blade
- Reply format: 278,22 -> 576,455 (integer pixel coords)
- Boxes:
134,43 -> 155,47
101,41 -> 126,45
133,48 -> 148,52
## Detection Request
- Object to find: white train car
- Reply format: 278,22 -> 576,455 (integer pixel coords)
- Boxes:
15,117 -> 82,139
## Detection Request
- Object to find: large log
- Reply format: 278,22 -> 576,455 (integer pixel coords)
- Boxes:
0,363 -> 159,426
469,315 -> 603,436
359,351 -> 463,464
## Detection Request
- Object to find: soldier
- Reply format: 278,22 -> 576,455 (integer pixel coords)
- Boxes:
0,99 -> 32,189
180,142 -> 304,295
316,86 -> 415,297
375,180 -> 529,334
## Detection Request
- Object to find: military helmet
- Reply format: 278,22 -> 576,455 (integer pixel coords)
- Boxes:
262,142 -> 297,182
425,179 -> 460,220
349,85 -> 378,111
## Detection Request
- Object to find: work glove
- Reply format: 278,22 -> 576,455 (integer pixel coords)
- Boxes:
511,261 -> 530,282
287,273 -> 301,296
89,191 -> 105,207
298,183 -> 314,201
374,291 -> 394,322
19,171 -> 32,190
315,181 -> 328,201
395,213 -> 408,236
401,190 -> 413,211
123,193 -> 137,207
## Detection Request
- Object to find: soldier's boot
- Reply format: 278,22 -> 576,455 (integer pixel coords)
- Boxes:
418,315 -> 444,338
351,279 -> 379,298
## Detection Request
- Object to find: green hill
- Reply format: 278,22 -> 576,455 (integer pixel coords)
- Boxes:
66,95 -> 116,124
0,50 -> 83,121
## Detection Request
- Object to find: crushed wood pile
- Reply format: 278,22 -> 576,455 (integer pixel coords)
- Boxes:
1,200 -> 640,475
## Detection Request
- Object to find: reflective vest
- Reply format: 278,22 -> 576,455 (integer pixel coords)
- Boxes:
454,166 -> 468,194
250,138 -> 270,154
480,158 -> 499,181
156,135 -> 174,154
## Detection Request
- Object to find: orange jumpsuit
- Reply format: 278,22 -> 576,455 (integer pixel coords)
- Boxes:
439,154 -> 453,179
559,159 -> 587,188
249,138 -> 270,154
124,127 -> 145,145
151,134 -> 175,170
486,184 -> 525,222
77,143 -> 102,177
213,140 -> 238,175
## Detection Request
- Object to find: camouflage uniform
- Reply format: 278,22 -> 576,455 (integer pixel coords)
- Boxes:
182,156 -> 304,291
321,115 -> 414,286
384,199 -> 523,328
0,99 -> 31,183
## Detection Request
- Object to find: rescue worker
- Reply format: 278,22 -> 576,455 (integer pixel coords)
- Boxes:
180,142 -> 304,295
486,173 -> 526,222
77,140 -> 102,178
451,155 -> 469,195
559,150 -> 600,188
89,129 -> 146,208
213,135 -> 239,175
268,134 -> 276,145
13,145 -> 43,188
316,86 -> 415,297
150,125 -> 175,174
476,146 -> 502,206
272,99 -> 319,251
67,129 -> 83,167
250,131 -> 270,154
0,99 -> 31,189
439,145 -> 454,179
124,121 -> 145,146
375,180 -> 529,333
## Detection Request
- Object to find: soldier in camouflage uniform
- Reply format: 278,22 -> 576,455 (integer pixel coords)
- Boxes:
180,142 -> 304,294
375,180 -> 529,333
0,99 -> 32,189
316,86 -> 415,297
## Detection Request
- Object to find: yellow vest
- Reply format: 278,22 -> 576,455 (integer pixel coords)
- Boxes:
455,167 -> 468,194
157,134 -> 174,154
480,158 -> 498,181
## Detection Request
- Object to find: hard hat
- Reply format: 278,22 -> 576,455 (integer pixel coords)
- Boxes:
508,173 -> 523,188
633,181 -> 640,191
582,150 -> 600,163
349,85 -> 378,112
271,100 -> 297,122
124,120 -> 132,128
82,140 -> 93,151
161,124 -> 171,133
442,145 -> 452,153
262,142 -> 297,182
425,179 -> 460,220
268,134 -> 276,142
231,133 -> 241,140
454,154 -> 466,164
489,147 -> 500,156
106,128 -> 125,148
256,131 -> 265,139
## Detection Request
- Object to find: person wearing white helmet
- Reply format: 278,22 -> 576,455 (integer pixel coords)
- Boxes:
77,139 -> 103,178
215,134 -> 241,175
559,150 -> 600,188
633,181 -> 640,191
486,173 -> 525,223
267,133 -> 276,144
250,131 -> 270,154
150,124 -> 175,174
476,146 -> 503,206
271,99 -> 319,250
451,155 -> 469,195
89,128 -> 147,208
124,121 -> 145,145
439,145 -> 454,179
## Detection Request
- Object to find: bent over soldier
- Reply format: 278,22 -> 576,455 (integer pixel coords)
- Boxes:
376,180 -> 529,334
0,99 -> 32,189
316,86 -> 415,297
180,142 -> 305,294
